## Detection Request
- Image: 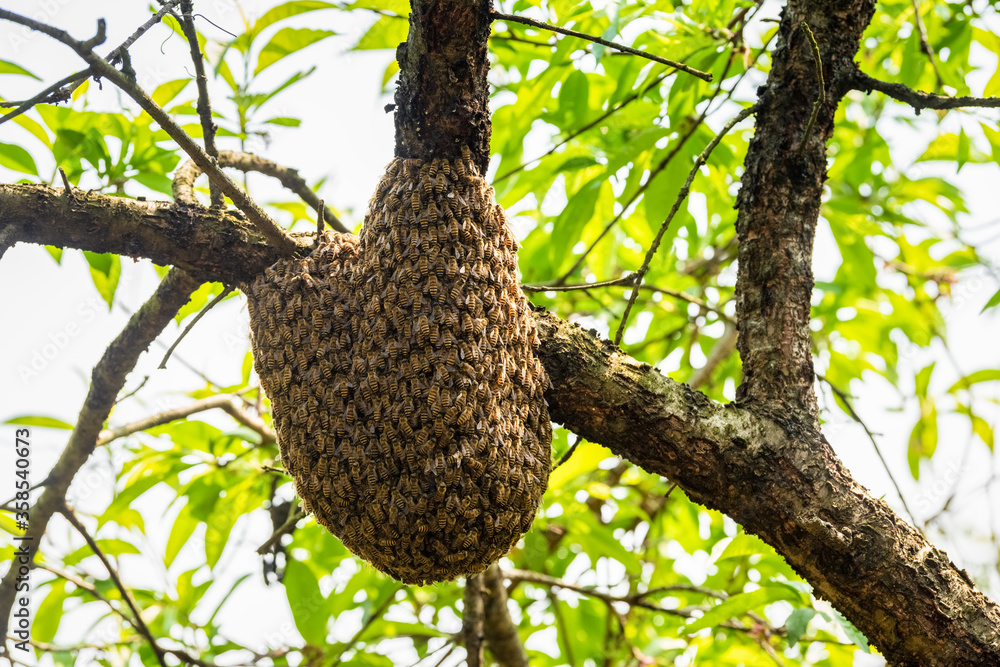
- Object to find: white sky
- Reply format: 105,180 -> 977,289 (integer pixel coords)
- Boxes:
1,1 -> 999,665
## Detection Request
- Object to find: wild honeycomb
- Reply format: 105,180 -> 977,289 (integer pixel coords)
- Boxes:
245,150 -> 551,584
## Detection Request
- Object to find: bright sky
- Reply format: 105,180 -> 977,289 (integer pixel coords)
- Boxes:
1,1 -> 999,665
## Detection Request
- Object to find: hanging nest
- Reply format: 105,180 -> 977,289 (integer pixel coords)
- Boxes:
245,150 -> 551,584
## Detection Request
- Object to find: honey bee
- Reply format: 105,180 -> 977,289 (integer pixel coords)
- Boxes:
435,172 -> 446,194
416,315 -> 430,345
455,159 -> 466,179
422,175 -> 434,196
410,191 -> 421,214
418,255 -> 429,276
427,274 -> 439,301
427,201 -> 439,224
428,385 -> 442,417
444,551 -> 467,564
429,323 -> 439,347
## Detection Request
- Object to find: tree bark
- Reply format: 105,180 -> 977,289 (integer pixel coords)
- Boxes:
3,184 -> 999,665
3,0 -> 1000,662
394,0 -> 493,172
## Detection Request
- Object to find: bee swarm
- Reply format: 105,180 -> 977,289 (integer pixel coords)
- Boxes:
245,152 -> 551,584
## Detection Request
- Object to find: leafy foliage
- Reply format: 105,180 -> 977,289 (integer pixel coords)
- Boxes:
1,0 -> 999,665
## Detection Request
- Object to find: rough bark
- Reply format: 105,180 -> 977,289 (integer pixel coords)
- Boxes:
3,189 -> 999,665
734,0 -> 875,419
394,0 -> 493,172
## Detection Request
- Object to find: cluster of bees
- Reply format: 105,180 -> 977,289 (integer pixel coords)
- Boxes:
246,151 -> 551,584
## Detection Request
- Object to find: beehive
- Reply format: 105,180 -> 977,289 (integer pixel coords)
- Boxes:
245,151 -> 551,584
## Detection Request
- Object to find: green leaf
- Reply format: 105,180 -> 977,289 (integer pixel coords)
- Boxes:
353,14 -> 409,50
255,28 -> 338,74
784,607 -> 816,646
717,532 -> 771,561
263,116 -> 302,127
947,369 -> 1000,393
957,128 -> 970,171
831,608 -> 870,652
981,286 -> 1000,313
152,79 -> 191,107
82,251 -> 122,309
32,581 -> 68,643
166,506 -> 199,567
685,585 -> 802,633
284,558 -> 328,645
0,59 -> 40,79
0,141 -> 38,175
3,415 -> 73,429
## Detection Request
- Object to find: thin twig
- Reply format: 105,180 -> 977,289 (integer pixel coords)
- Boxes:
60,506 -> 169,667
615,105 -> 757,345
179,0 -> 223,207
910,0 -> 943,89
689,322 -> 737,389
555,49 -> 737,285
495,69 -> 670,184
256,500 -> 304,555
522,274 -> 637,293
173,150 -> 349,233
817,374 -> 923,530
331,586 -> 403,666
850,70 -> 1000,112
491,12 -> 711,81
159,284 -> 234,368
0,9 -> 301,255
0,1 -> 182,124
552,439 -> 581,471
797,23 -> 825,155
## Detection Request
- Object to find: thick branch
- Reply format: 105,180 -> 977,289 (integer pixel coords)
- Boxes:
481,564 -> 528,667
0,268 -> 200,658
462,575 -> 485,667
394,0 -> 493,171
4,185 -> 1000,663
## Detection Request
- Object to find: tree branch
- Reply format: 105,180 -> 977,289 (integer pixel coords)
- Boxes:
178,0 -> 223,208
490,12 -> 711,82
59,506 -> 168,667
0,9 -> 302,257
0,268 -> 200,662
173,150 -> 349,233
482,564 -> 528,667
462,575 -> 485,667
849,70 -> 1000,112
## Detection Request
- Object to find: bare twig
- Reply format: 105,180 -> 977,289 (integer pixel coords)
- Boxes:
97,393 -> 274,446
495,70 -> 670,184
615,105 -> 757,345
179,0 -> 223,207
159,284 -> 234,368
0,9 -> 301,256
0,268 -> 200,644
689,322 -> 737,389
490,12 -> 711,81
818,374 -> 922,530
331,586 -> 403,667
256,500 -> 304,555
60,505 -> 168,667
850,70 -> 1000,112
797,23 -> 825,155
0,1 -> 182,123
910,0 -> 943,89
173,150 -> 349,233
463,575 -> 485,667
